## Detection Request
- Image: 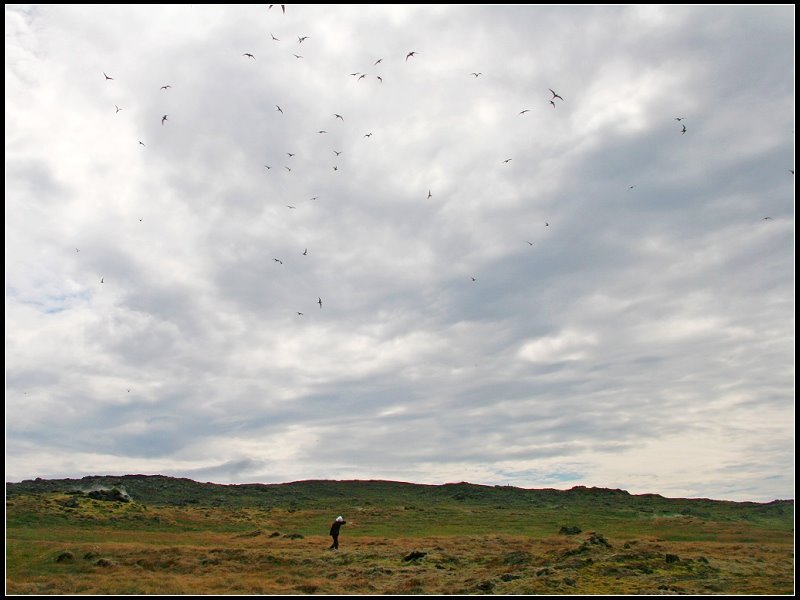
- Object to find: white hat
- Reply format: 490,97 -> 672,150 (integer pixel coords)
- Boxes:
336,515 -> 344,522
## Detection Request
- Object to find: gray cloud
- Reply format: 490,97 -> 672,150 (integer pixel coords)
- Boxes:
5,5 -> 794,502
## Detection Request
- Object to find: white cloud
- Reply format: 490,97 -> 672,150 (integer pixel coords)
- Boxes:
517,330 -> 599,363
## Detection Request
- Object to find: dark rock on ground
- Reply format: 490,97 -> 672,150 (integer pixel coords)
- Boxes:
587,532 -> 611,547
503,551 -> 530,565
403,550 -> 427,562
559,525 -> 582,535
87,488 -> 130,502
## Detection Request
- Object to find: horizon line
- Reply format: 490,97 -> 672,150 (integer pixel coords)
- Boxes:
6,473 -> 794,504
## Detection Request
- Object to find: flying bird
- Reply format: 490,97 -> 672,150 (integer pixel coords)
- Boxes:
549,88 -> 564,101
629,185 -> 635,190
138,141 -> 145,146
358,74 -> 367,80
161,114 -> 168,125
100,277 -> 104,283
364,132 -> 372,137
334,114 -> 344,120
762,216 -> 773,220
297,312 -> 303,316
298,36 -> 310,43
350,72 -> 360,77
333,150 -> 342,156
470,72 -> 482,77
519,109 -> 531,115
287,152 -> 294,157
526,241 -> 534,246
103,72 -> 113,80
406,51 -> 418,61
264,165 -> 272,169
309,197 -> 318,201
287,205 -> 296,209
427,190 -> 432,199
303,248 -> 308,255
318,130 -> 327,134
471,277 -> 477,282
293,54 -> 303,59
273,258 -> 283,264
115,105 -> 122,113
674,117 -> 685,121
681,124 -> 687,134
75,248 -> 80,253
318,297 -> 322,308
545,222 -> 550,227
268,4 -> 285,13
376,76 -> 383,83
503,158 -> 512,163
276,105 -> 283,113
550,100 -> 556,108
160,85 -> 172,90
285,166 -> 292,171
270,33 -> 280,41
243,53 -> 255,59
333,166 -> 338,171
374,58 -> 383,65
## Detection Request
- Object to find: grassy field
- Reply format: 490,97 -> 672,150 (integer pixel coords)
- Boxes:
5,477 -> 795,594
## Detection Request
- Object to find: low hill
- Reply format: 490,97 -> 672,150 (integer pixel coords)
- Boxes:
6,474 -> 792,527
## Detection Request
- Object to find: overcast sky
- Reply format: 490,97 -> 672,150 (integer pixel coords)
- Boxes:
5,5 -> 794,502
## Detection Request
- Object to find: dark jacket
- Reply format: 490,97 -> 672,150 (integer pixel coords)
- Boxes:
329,520 -> 346,536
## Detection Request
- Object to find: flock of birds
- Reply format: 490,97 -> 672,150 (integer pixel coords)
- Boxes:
87,5 -> 790,358
92,8 -> 439,321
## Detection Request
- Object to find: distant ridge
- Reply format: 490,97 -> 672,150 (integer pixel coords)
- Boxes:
5,475 -> 792,516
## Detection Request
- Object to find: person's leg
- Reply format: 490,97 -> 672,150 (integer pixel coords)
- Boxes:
333,535 -> 338,549
329,535 -> 335,549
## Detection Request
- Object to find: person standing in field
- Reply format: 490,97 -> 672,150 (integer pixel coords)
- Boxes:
329,515 -> 346,550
